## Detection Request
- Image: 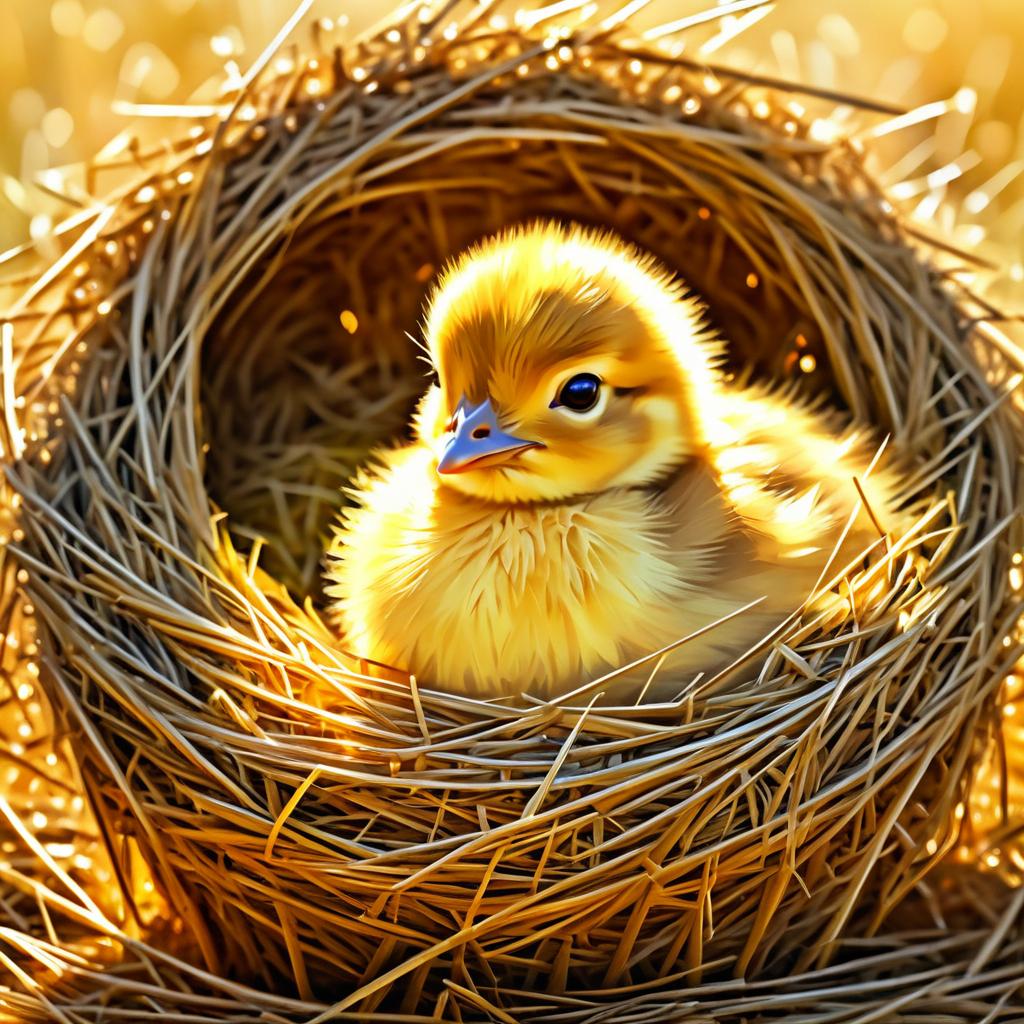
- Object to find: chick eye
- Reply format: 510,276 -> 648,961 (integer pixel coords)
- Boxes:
553,373 -> 602,413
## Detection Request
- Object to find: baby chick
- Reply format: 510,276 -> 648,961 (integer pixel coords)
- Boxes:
325,223 -> 898,703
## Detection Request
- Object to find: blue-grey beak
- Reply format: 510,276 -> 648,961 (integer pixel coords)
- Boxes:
437,397 -> 541,475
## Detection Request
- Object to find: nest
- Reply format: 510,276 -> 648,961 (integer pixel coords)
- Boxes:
2,2 -> 1024,1020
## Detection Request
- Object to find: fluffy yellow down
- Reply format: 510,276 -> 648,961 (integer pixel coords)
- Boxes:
325,223 -> 899,702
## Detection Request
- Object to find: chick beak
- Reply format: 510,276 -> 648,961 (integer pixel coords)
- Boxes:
437,397 -> 542,475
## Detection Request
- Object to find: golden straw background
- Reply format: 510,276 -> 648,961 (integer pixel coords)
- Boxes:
2,0 -> 1024,312
0,1 -> 1023,1017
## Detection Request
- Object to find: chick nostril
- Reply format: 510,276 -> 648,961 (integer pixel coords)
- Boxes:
471,426 -> 491,440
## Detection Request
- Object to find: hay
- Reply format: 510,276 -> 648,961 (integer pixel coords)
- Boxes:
3,847 -> 1024,1023
2,0 -> 1024,1019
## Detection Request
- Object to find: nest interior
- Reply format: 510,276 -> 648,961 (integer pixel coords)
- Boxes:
200,111 -> 840,599
3,4 -> 1024,1020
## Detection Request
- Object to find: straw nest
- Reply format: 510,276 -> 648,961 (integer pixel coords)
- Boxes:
2,1 -> 1024,1020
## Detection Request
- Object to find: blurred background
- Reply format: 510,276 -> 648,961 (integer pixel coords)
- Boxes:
1,0 -> 1023,301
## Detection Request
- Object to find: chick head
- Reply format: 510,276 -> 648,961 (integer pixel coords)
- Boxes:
416,222 -> 723,503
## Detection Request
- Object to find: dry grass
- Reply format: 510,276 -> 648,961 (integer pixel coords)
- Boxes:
1,1 -> 1023,1020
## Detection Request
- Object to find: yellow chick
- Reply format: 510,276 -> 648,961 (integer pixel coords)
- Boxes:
325,223 -> 898,703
